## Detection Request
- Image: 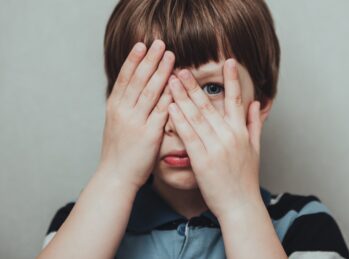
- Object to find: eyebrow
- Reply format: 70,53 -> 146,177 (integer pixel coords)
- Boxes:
194,64 -> 224,81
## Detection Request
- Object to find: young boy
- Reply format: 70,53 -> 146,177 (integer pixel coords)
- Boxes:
37,0 -> 349,258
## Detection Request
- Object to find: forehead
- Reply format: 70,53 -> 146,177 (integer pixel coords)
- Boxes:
172,59 -> 225,80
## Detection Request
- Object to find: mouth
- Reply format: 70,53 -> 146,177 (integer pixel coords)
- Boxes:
162,150 -> 188,158
162,151 -> 191,167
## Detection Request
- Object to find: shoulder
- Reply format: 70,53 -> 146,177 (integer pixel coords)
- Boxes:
265,190 -> 349,258
42,201 -> 76,249
267,191 -> 329,219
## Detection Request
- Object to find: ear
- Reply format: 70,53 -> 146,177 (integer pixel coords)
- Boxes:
259,98 -> 273,125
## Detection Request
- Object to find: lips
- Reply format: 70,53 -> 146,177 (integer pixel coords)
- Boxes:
162,150 -> 188,158
163,155 -> 191,167
162,150 -> 190,167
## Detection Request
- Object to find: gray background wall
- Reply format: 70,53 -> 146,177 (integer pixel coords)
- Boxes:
1,0 -> 348,258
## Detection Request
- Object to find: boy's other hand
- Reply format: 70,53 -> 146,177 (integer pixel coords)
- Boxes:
97,39 -> 175,191
167,59 -> 263,219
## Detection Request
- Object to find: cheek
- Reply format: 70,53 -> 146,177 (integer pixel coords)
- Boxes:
242,90 -> 252,119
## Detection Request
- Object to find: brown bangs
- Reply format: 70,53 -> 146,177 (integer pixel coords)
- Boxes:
104,0 -> 280,108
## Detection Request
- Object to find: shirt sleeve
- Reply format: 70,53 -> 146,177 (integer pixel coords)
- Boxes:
41,202 -> 75,249
280,198 -> 349,258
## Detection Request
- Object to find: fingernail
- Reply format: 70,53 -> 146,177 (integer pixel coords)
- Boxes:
153,39 -> 165,50
163,51 -> 174,63
134,42 -> 146,53
227,59 -> 235,68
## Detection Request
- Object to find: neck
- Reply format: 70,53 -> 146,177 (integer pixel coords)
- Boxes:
151,175 -> 209,220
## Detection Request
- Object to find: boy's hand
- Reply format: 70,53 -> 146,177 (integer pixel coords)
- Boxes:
97,40 -> 175,191
168,59 -> 262,219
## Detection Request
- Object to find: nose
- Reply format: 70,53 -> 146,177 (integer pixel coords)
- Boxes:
164,112 -> 177,135
164,69 -> 184,135
164,84 -> 179,135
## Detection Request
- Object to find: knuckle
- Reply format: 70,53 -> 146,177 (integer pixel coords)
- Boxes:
144,52 -> 157,64
190,112 -> 205,125
127,51 -> 144,66
233,95 -> 243,106
116,74 -> 129,86
129,51 -> 143,63
141,88 -> 157,102
199,102 -> 215,113
188,85 -> 201,95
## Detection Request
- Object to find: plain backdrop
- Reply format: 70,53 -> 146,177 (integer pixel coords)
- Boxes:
1,0 -> 348,258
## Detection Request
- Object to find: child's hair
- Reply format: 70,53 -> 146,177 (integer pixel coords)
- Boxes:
103,0 -> 280,109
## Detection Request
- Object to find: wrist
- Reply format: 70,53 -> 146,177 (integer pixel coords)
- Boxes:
216,190 -> 266,223
94,165 -> 141,196
216,190 -> 287,259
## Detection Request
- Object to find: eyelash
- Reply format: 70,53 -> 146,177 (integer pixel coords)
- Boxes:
202,82 -> 225,96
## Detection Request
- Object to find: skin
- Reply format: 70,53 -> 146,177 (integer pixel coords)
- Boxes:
151,58 -> 273,220
37,39 -> 286,259
37,39 -> 176,259
152,55 -> 287,258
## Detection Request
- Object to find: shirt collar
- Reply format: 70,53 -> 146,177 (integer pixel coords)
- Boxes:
126,181 -> 271,233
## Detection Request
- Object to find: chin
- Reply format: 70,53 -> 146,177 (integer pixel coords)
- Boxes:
153,166 -> 199,190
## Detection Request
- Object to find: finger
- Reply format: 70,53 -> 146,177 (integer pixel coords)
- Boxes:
110,42 -> 147,103
176,69 -> 233,143
168,103 -> 206,166
121,39 -> 166,108
247,101 -> 262,154
169,77 -> 219,150
147,85 -> 173,130
135,50 -> 175,120
224,59 -> 246,131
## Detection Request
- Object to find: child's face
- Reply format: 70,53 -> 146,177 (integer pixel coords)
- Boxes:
152,58 -> 265,190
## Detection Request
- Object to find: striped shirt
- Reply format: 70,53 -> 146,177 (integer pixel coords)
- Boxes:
42,182 -> 349,258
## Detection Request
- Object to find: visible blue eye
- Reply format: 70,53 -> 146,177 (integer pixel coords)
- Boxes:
202,82 -> 224,96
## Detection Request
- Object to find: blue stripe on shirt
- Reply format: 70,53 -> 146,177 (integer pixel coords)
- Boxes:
272,200 -> 333,241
